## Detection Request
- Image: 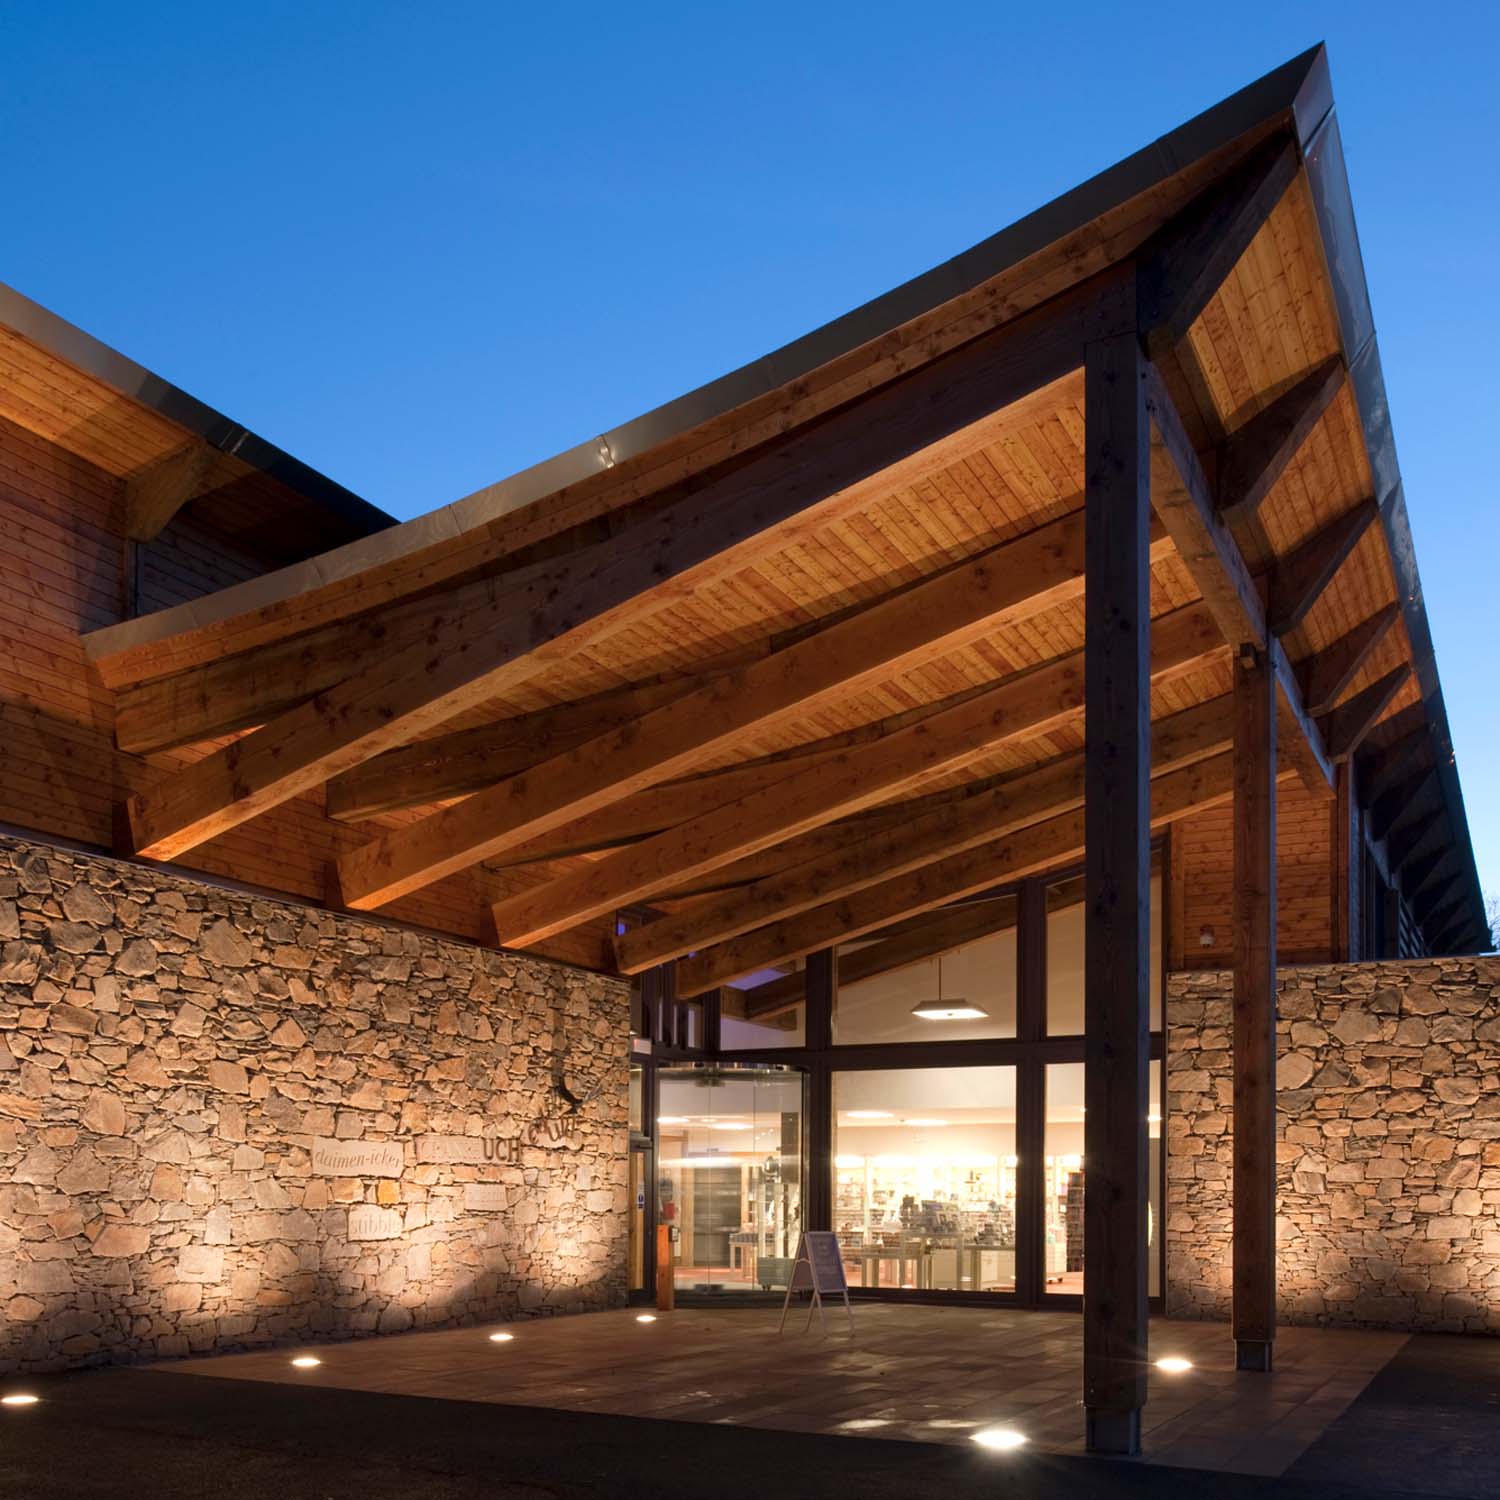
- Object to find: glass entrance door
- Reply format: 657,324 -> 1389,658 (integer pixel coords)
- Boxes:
656,1065 -> 805,1294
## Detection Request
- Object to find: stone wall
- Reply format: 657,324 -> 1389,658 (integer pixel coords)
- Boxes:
1166,956 -> 1500,1334
0,834 -> 632,1374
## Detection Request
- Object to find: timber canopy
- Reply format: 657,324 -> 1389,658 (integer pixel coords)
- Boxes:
81,44 -> 1488,996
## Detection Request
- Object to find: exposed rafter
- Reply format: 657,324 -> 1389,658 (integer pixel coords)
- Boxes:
675,751 -> 1244,997
1267,499 -> 1380,637
488,601 -> 1221,949
335,506 -> 1136,910
1318,664 -> 1411,763
120,272 -> 1130,865
1388,813 -> 1445,873
614,695 -> 1231,973
1142,360 -> 1333,794
744,895 -> 1029,1022
1300,604 -> 1401,717
1136,131 -> 1300,357
1217,356 -> 1345,526
1370,766 -> 1436,845
1358,715 -> 1430,806
124,439 -> 218,543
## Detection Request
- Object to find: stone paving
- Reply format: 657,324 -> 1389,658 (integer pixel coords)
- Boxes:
162,1302 -> 1408,1478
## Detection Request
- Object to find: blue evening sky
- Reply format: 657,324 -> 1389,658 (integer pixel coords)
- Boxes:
3,3 -> 1496,911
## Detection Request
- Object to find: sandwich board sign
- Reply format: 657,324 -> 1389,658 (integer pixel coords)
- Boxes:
778,1231 -> 854,1335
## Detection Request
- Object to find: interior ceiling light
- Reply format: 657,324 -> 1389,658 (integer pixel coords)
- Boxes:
903,1118 -> 949,1128
657,1116 -> 690,1125
911,952 -> 988,1021
846,1110 -> 893,1119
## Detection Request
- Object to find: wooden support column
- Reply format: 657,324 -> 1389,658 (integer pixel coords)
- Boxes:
1233,641 -> 1278,1372
1082,331 -> 1151,1455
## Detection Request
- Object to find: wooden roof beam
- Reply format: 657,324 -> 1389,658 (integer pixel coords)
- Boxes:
124,439 -> 217,543
1388,814 -> 1445,874
120,271 -> 1127,864
1143,360 -> 1334,796
1217,356 -> 1346,526
1402,847 -> 1457,904
1137,132 -> 1300,359
482,562 -> 1189,888
1317,664 -> 1411,763
1358,717 -> 1430,806
1300,603 -> 1401,717
1267,499 -> 1380,637
614,694 -> 1232,973
335,506 -> 1121,909
324,511 -> 1158,826
1370,766 -> 1437,844
675,751 -> 1245,996
487,600 -> 1220,950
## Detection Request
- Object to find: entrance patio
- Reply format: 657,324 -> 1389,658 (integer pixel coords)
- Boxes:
161,1304 -> 1404,1478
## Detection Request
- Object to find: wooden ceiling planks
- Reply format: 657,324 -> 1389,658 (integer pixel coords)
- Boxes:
60,100 -> 1462,962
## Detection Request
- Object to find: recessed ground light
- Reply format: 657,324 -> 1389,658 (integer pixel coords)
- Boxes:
846,1110 -> 893,1120
636,1313 -> 658,1323
1155,1356 -> 1193,1374
290,1356 -> 321,1368
489,1332 -> 515,1343
971,1427 -> 1027,1451
1,1394 -> 39,1407
903,1118 -> 948,1128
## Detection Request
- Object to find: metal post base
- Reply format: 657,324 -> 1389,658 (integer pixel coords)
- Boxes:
1236,1338 -> 1274,1372
1085,1406 -> 1142,1456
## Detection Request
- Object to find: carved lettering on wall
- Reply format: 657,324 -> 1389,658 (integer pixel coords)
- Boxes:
311,1138 -> 404,1178
347,1205 -> 404,1241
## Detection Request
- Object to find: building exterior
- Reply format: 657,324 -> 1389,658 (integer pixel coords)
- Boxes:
0,44 -> 1491,1454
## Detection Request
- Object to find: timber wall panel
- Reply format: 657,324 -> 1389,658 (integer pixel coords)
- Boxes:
0,417 -> 609,973
1175,779 -> 1334,966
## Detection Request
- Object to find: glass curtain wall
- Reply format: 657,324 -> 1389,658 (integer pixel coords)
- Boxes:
643,851 -> 1167,1306
833,1067 -> 1018,1291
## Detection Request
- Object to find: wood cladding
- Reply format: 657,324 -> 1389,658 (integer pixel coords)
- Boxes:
1174,780 -> 1335,967
0,411 -> 610,973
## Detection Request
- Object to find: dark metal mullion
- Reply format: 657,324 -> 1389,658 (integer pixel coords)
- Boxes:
1015,1061 -> 1045,1304
805,949 -> 836,1233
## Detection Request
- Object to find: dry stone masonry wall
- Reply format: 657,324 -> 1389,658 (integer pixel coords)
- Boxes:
1167,957 -> 1500,1334
0,834 -> 631,1374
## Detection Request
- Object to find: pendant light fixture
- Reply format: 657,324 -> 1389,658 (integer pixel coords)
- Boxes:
910,950 -> 989,1021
